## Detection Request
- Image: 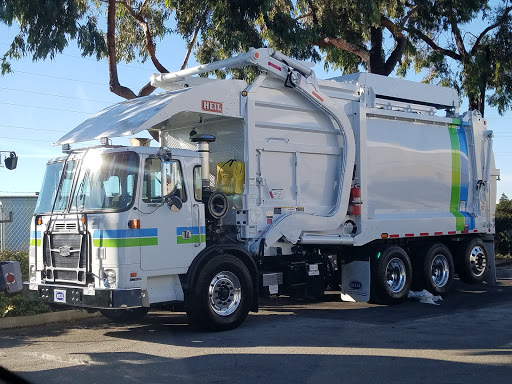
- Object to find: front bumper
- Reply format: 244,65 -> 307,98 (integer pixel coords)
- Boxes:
23,283 -> 144,309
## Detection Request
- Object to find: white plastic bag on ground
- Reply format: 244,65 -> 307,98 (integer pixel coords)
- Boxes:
408,290 -> 443,305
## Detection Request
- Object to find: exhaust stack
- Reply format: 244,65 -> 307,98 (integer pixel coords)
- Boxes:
190,134 -> 216,192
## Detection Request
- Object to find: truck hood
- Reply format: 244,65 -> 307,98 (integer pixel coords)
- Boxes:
54,80 -> 246,145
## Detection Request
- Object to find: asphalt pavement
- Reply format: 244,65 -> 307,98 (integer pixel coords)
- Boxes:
1,276 -> 512,384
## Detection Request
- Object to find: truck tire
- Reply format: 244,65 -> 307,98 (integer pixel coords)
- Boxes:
100,307 -> 150,323
415,243 -> 454,295
186,254 -> 253,331
370,246 -> 412,304
455,238 -> 489,284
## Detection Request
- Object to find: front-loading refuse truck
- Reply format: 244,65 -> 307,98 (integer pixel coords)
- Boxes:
24,48 -> 499,330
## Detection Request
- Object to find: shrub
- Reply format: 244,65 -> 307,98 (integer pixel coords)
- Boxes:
496,194 -> 512,257
0,250 -> 53,317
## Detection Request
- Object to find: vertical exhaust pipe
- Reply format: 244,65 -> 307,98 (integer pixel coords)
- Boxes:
190,134 -> 216,192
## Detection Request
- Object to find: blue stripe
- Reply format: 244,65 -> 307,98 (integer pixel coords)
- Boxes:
93,228 -> 158,239
176,226 -> 206,235
458,123 -> 474,230
30,231 -> 41,238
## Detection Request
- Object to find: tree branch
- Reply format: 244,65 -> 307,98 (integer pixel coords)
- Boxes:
471,5 -> 512,56
405,27 -> 462,61
118,0 -> 169,73
181,9 -> 208,70
138,81 -> 156,97
378,16 -> 407,75
317,36 -> 370,63
295,12 -> 312,21
402,4 -> 420,25
306,0 -> 319,26
107,0 -> 137,99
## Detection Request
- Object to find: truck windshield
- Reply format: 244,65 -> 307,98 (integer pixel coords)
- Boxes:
34,160 -> 74,214
71,151 -> 138,212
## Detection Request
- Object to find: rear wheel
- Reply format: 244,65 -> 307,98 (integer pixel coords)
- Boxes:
370,246 -> 412,304
455,238 -> 489,284
186,254 -> 253,331
416,243 -> 454,295
100,307 -> 150,323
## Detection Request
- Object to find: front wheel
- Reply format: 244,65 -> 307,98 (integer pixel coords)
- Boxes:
370,246 -> 412,304
186,254 -> 253,331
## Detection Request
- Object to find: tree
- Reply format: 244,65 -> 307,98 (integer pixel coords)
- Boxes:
405,0 -> 512,116
190,1 -> 424,77
0,0 -> 206,100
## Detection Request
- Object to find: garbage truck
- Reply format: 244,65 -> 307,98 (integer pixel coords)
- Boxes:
24,48 -> 499,330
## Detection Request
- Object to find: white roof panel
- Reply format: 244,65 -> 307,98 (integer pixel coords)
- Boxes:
54,90 -> 187,145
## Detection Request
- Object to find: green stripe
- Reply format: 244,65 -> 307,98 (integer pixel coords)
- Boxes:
30,239 -> 41,246
448,124 -> 465,231
177,235 -> 206,244
93,237 -> 158,247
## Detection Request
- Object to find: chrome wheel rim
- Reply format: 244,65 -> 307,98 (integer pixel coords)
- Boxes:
469,246 -> 487,277
431,254 -> 449,288
209,271 -> 242,316
386,257 -> 407,293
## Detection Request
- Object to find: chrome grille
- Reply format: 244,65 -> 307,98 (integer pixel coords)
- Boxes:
44,233 -> 88,285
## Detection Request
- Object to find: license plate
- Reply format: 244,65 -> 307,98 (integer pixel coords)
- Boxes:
54,289 -> 67,304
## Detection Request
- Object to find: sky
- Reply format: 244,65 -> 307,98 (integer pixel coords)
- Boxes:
0,22 -> 511,201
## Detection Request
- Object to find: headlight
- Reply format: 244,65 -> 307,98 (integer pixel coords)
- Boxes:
103,269 -> 116,288
29,265 -> 37,283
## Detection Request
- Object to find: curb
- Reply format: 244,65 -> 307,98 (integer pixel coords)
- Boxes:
0,310 -> 101,330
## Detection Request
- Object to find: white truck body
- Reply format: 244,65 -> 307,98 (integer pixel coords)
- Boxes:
25,49 -> 498,330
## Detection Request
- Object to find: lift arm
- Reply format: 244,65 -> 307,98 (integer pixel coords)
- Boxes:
152,48 -> 356,249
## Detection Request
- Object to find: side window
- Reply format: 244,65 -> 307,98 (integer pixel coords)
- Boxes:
162,160 -> 187,202
143,158 -> 162,202
193,166 -> 202,201
143,158 -> 187,203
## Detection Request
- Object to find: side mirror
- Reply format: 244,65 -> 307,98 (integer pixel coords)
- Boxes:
167,195 -> 182,212
4,152 -> 17,170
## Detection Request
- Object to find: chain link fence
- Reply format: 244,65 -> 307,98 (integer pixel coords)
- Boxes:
0,195 -> 38,252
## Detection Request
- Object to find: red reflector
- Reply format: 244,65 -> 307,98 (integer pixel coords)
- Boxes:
461,230 -> 469,234
473,229 -> 478,233
268,61 -> 282,71
434,232 -> 443,236
312,91 -> 324,102
405,233 -> 414,237
5,273 -> 15,284
448,231 -> 457,235
420,233 -> 429,236
389,234 -> 400,238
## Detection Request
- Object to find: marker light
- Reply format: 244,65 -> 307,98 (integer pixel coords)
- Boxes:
128,219 -> 140,229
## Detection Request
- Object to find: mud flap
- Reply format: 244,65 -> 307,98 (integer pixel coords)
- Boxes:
340,260 -> 370,302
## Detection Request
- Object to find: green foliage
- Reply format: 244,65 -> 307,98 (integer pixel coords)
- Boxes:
495,194 -> 512,256
407,0 -> 512,115
0,0 -> 106,74
0,251 -> 52,317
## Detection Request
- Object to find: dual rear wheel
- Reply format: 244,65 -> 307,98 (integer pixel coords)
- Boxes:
371,239 -> 490,304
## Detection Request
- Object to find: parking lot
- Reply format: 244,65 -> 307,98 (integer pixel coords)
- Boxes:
1,276 -> 512,384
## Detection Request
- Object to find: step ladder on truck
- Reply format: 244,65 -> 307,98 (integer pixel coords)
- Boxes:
22,48 -> 499,330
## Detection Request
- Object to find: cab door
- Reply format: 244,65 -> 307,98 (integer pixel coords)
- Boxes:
138,155 -> 204,272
